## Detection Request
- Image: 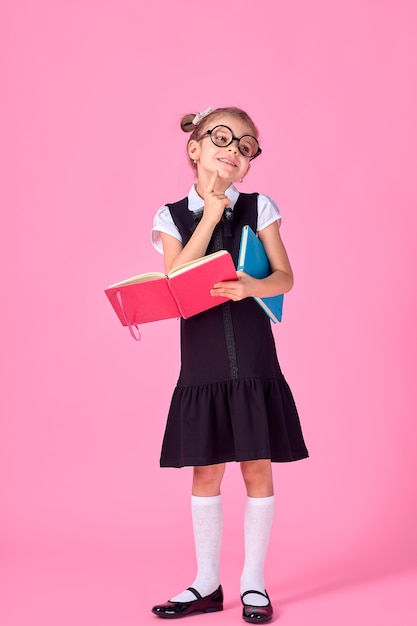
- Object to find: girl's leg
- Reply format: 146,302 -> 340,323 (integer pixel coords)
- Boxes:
240,460 -> 275,607
169,463 -> 226,602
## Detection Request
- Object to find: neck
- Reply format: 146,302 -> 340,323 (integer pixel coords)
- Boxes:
195,173 -> 231,199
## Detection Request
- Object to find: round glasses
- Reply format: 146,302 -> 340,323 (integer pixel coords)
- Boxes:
199,125 -> 262,160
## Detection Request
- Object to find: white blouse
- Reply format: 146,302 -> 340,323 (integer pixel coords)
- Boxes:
151,185 -> 281,253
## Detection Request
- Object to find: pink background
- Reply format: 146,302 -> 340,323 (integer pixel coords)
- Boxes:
1,1 -> 416,624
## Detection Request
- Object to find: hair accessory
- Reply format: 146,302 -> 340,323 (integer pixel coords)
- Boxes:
192,107 -> 214,126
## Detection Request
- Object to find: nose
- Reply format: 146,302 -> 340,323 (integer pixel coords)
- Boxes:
228,139 -> 239,154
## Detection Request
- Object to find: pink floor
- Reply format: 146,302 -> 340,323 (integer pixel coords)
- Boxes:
1,543 -> 416,626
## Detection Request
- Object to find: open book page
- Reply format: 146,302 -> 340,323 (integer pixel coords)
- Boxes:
107,272 -> 166,288
167,250 -> 230,278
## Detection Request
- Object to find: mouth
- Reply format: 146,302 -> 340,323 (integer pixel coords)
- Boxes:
217,157 -> 237,168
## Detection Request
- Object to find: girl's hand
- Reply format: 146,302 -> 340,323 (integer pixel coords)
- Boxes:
202,170 -> 231,225
210,270 -> 256,301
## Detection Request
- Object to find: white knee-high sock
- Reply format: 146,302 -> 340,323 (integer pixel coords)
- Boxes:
240,495 -> 275,606
170,495 -> 223,602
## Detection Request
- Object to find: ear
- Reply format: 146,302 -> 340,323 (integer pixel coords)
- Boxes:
243,162 -> 251,178
187,140 -> 200,161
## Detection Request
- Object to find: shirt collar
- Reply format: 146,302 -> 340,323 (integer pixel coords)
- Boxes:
187,184 -> 240,213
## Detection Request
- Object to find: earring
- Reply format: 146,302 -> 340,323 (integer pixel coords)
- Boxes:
193,159 -> 197,165
238,178 -> 244,183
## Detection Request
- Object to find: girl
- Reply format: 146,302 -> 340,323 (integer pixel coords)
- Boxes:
150,107 -> 308,623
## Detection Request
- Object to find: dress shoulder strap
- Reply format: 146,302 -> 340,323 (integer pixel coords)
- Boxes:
166,197 -> 197,244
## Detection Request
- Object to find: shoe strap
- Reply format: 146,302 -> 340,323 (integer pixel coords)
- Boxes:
187,587 -> 203,600
241,589 -> 270,602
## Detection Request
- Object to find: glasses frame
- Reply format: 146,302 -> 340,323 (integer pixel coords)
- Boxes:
199,125 -> 262,160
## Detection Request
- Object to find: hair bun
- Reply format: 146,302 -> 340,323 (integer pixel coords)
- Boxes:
181,114 -> 197,133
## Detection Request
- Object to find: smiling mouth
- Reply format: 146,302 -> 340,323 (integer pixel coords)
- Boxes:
217,158 -> 237,167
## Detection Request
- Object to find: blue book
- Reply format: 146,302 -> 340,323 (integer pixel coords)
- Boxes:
237,225 -> 284,323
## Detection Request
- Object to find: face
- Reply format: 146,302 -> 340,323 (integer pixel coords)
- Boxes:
188,114 -> 256,185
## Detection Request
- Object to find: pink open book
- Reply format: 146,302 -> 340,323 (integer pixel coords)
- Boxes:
105,250 -> 238,340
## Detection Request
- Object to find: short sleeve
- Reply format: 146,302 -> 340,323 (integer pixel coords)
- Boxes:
257,194 -> 282,232
151,205 -> 183,254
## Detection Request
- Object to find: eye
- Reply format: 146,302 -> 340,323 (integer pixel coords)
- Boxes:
240,136 -> 258,157
214,131 -> 228,143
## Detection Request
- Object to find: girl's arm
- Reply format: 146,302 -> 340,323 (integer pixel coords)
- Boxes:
161,171 -> 230,274
210,220 -> 294,301
160,213 -> 217,274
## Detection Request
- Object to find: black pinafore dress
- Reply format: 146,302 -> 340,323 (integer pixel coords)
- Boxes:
160,192 -> 308,468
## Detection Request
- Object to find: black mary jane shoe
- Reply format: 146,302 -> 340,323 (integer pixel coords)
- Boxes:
241,590 -> 273,624
151,585 -> 223,619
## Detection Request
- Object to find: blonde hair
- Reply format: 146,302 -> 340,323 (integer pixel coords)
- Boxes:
180,107 -> 259,171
